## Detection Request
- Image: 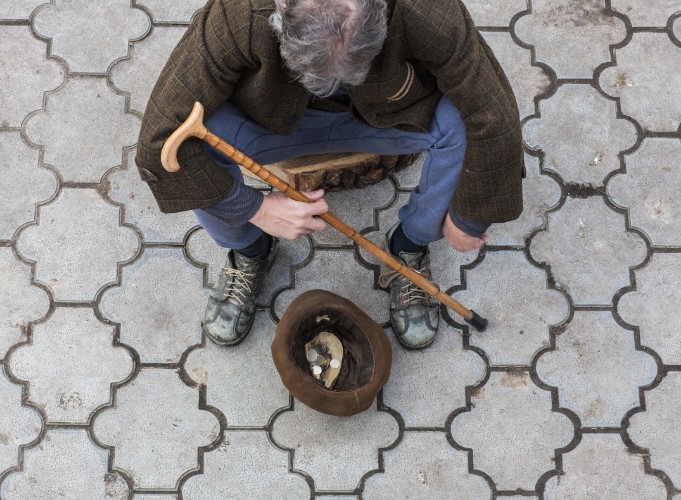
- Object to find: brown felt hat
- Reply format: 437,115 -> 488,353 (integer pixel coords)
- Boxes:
272,289 -> 392,416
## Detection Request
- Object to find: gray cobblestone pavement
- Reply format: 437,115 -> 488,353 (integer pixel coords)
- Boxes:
1,1 -> 681,498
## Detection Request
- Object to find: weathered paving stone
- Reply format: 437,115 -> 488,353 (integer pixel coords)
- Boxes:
362,431 -> 492,498
110,26 -> 186,114
106,151 -> 198,244
608,139 -> 681,247
482,32 -> 552,120
33,0 -> 148,74
487,154 -> 561,247
271,403 -> 399,492
185,312 -> 289,427
0,370 -> 42,478
93,368 -> 220,490
628,372 -> 681,489
600,34 -> 681,133
675,16 -> 681,44
392,154 -> 424,190
0,249 -> 50,360
0,27 -> 63,128
465,0 -> 526,26
136,0 -> 205,23
452,251 -> 569,366
382,323 -> 486,427
0,429 -> 129,499
181,431 -> 310,498
99,248 -> 206,364
133,496 -> 177,500
16,189 -> 139,302
618,253 -> 681,365
8,307 -> 133,424
0,133 -> 58,240
25,78 -> 140,183
543,434 -> 667,499
514,0 -> 626,79
535,311 -> 657,427
0,0 -> 44,19
523,85 -> 638,186
529,197 -> 647,305
611,0 -> 681,26
450,371 -> 574,491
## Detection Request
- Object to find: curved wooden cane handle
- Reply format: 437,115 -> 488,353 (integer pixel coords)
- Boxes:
161,102 -> 209,173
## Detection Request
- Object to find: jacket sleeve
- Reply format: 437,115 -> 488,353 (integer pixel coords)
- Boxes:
403,0 -> 524,223
135,0 -> 254,213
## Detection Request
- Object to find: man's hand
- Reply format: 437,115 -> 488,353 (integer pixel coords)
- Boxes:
249,189 -> 328,240
442,212 -> 488,252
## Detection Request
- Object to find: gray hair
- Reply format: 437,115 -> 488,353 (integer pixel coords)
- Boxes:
269,0 -> 388,97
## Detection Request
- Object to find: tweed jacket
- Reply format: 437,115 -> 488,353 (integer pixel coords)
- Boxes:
136,0 -> 524,223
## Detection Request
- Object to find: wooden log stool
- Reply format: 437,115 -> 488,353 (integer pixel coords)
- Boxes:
240,152 -> 419,192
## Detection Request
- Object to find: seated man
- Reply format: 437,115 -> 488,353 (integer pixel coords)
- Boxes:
136,0 -> 524,349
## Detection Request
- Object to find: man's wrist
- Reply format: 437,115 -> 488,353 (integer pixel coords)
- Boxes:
449,207 -> 490,238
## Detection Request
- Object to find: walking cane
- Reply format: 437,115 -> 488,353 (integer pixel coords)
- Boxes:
161,102 -> 488,332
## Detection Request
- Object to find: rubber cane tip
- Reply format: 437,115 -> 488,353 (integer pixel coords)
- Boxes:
465,310 -> 488,332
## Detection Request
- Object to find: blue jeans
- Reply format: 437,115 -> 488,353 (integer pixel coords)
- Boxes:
194,94 -> 467,248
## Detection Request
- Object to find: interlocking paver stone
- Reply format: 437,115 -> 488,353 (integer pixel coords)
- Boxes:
628,372 -> 681,489
611,0 -> 681,26
0,1 -> 43,19
362,431 -> 492,498
99,248 -> 205,363
618,253 -> 681,365
8,307 -> 133,424
33,0 -> 149,74
535,311 -> 657,427
271,403 -> 399,491
25,78 -> 140,183
16,188 -> 139,302
452,251 -> 569,366
514,0 -> 626,78
185,312 -> 289,427
182,431 -> 310,498
450,371 -> 575,491
599,33 -> 681,132
523,85 -> 638,186
608,139 -> 681,247
543,434 -> 667,499
0,430 -> 129,499
530,197 -> 647,305
93,368 -> 220,490
466,0 -> 527,26
0,27 -> 64,128
136,0 -> 205,23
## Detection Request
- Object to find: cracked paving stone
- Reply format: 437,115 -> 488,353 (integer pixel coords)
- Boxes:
535,311 -> 657,427
0,370 -> 42,478
362,431 -> 492,498
0,248 -> 50,359
523,85 -> 638,186
0,430 -> 129,499
185,312 -> 289,428
16,189 -> 140,302
465,0 -> 527,26
544,434 -> 667,499
111,27 -> 186,114
271,403 -> 399,492
529,197 -> 647,305
628,372 -> 681,489
8,307 -> 134,425
618,253 -> 681,365
611,0 -> 681,26
136,0 -> 205,23
99,248 -> 206,364
600,33 -> 681,133
106,151 -> 198,244
608,139 -> 681,247
450,371 -> 575,491
0,27 -> 64,127
452,251 -> 569,366
487,154 -> 561,246
0,132 -> 58,240
182,431 -> 310,498
0,1 -> 44,19
514,0 -> 626,79
33,0 -> 148,74
93,368 -> 220,490
25,78 -> 140,183
382,324 -> 486,427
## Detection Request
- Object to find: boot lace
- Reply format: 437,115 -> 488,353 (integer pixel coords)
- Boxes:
378,268 -> 430,305
221,267 -> 256,308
